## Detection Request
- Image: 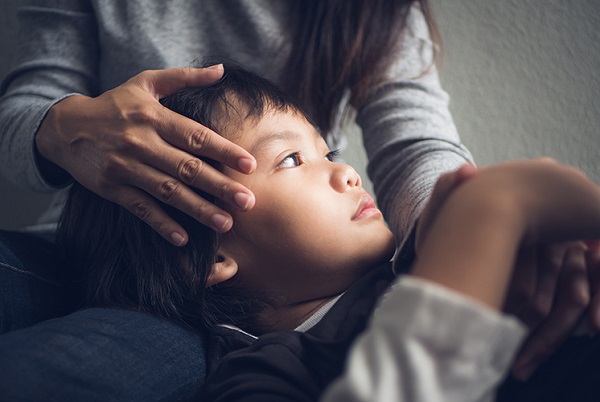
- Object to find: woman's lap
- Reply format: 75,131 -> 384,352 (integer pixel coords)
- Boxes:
0,230 -> 207,400
0,308 -> 207,401
0,229 -> 73,332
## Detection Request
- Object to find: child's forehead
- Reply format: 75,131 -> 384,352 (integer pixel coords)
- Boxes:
227,108 -> 320,150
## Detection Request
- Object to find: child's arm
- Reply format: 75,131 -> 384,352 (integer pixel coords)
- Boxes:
413,164 -> 595,382
413,159 -> 600,308
323,159 -> 600,402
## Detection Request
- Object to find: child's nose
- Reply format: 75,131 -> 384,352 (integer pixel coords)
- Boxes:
330,163 -> 362,192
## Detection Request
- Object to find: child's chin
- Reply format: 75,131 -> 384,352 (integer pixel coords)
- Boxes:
363,235 -> 397,267
378,231 -> 397,260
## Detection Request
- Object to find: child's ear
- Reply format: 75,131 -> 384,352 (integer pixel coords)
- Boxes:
206,249 -> 238,288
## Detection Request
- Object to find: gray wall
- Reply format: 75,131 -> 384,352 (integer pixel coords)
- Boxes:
434,0 -> 600,177
1,1 -> 599,229
344,0 -> 600,194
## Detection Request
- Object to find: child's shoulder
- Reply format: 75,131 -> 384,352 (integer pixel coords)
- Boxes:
202,262 -> 395,399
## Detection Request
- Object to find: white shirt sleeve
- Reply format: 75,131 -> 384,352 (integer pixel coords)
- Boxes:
322,276 -> 526,402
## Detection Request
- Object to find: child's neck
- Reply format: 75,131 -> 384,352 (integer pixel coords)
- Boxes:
255,295 -> 340,335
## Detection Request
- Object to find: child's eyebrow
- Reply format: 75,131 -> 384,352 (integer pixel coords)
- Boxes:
249,130 -> 304,156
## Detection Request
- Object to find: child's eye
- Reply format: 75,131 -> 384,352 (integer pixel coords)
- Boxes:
325,149 -> 341,162
278,152 -> 302,169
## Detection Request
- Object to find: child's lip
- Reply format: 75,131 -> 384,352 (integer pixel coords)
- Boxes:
352,193 -> 379,220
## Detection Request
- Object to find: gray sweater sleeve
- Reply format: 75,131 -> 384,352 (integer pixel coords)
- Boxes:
357,6 -> 474,244
0,1 -> 98,191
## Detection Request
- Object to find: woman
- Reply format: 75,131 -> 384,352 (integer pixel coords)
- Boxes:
1,0 -> 460,243
7,66 -> 600,401
0,1 -> 589,399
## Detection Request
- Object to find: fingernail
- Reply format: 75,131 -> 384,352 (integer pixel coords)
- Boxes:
170,232 -> 186,246
237,157 -> 255,174
207,63 -> 223,71
234,192 -> 252,210
211,213 -> 230,232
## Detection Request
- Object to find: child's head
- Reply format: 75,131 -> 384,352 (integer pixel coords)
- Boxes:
58,64 -> 395,332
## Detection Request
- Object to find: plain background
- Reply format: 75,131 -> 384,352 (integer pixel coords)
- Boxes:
1,0 -> 599,229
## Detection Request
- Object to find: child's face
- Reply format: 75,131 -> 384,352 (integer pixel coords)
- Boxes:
219,109 -> 396,303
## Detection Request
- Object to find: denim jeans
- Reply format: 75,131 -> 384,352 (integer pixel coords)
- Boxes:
0,229 -> 207,401
0,228 -> 82,331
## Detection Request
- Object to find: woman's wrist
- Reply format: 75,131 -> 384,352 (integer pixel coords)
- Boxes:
35,95 -> 88,185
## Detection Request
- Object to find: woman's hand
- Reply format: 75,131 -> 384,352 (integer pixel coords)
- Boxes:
586,240 -> 600,330
35,66 -> 256,246
506,242 -> 595,381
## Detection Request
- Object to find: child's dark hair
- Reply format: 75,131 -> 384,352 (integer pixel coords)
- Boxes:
57,63 -> 308,331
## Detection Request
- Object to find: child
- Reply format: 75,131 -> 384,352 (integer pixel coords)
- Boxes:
57,65 -> 600,401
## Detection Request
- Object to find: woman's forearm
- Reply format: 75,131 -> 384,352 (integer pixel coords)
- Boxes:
0,2 -> 98,191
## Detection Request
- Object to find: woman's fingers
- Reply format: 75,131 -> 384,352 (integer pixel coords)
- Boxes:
135,66 -> 225,98
103,184 -> 191,246
136,66 -> 258,174
127,114 -> 256,220
139,124 -> 256,210
156,107 -> 256,174
503,247 -> 538,324
104,164 -> 238,244
131,158 -> 253,229
512,245 -> 589,381
585,240 -> 600,330
140,68 -> 259,222
101,132 -> 253,238
150,151 -> 255,212
525,244 -> 565,323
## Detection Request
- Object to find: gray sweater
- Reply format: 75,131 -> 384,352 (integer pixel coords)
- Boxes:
0,0 -> 473,245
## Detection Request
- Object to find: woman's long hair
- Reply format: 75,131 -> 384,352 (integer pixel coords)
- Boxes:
286,0 -> 440,134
